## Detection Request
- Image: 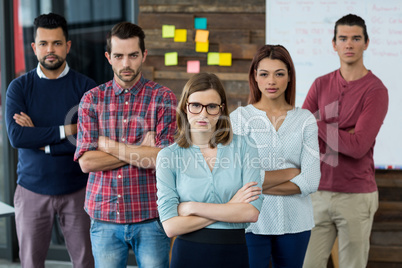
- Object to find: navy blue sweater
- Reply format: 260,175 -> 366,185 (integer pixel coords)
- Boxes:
5,69 -> 97,195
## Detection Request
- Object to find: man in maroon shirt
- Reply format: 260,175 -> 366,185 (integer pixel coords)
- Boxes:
302,14 -> 388,268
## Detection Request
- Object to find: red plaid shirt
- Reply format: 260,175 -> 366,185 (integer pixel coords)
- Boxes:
75,75 -> 177,223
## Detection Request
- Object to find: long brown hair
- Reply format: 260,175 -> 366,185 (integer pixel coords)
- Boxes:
175,73 -> 232,148
248,44 -> 296,106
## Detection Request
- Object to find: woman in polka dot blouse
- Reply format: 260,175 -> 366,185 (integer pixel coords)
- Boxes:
230,44 -> 321,268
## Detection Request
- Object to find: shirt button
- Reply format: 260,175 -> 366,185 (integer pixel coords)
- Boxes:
125,89 -> 128,93
118,194 -> 121,198
125,101 -> 128,105
117,211 -> 120,215
123,119 -> 127,123
122,138 -> 125,142
118,175 -> 121,178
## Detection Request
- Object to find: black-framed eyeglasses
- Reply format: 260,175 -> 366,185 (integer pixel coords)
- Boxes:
187,102 -> 224,115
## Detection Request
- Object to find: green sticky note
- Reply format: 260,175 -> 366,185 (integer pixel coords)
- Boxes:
165,52 -> 178,66
219,53 -> 232,66
174,29 -> 187,42
162,25 -> 175,38
194,18 -> 207,30
207,52 -> 220,65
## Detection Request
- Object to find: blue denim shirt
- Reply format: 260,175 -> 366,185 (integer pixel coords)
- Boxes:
156,134 -> 264,229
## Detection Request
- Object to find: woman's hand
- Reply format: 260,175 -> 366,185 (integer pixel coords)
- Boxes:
178,202 -> 194,217
229,182 -> 261,204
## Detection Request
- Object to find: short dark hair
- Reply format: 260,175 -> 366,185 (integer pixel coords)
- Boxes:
248,44 -> 296,107
106,22 -> 146,54
33,13 -> 68,41
333,14 -> 369,43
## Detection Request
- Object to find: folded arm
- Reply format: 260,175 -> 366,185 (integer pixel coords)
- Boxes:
161,182 -> 260,238
263,168 -> 300,193
305,82 -> 388,159
264,181 -> 301,195
97,134 -> 161,169
78,150 -> 127,173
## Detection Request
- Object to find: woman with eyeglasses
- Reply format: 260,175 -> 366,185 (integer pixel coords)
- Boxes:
230,45 -> 321,268
156,72 -> 263,268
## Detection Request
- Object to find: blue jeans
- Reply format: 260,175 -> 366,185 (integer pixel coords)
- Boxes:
246,231 -> 311,268
90,218 -> 171,268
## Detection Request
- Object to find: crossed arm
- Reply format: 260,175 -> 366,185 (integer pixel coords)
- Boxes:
78,132 -> 160,173
262,169 -> 302,195
13,111 -> 77,151
161,182 -> 262,238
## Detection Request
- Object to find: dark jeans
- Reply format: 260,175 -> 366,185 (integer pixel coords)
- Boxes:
246,231 -> 311,268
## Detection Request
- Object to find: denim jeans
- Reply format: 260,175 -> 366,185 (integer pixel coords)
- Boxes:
90,218 -> 171,268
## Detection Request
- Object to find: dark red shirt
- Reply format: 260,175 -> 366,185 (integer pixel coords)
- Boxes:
303,70 -> 388,193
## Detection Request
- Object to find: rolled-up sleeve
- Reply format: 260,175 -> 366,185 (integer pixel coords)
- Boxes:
156,148 -> 180,222
290,113 -> 321,197
74,92 -> 98,161
241,136 -> 264,211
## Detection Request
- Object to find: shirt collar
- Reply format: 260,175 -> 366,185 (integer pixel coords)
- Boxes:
36,63 -> 70,79
112,74 -> 146,96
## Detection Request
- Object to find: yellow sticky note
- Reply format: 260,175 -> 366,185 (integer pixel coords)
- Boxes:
195,41 -> 209,53
187,61 -> 200,73
195,30 -> 209,43
162,25 -> 175,38
165,52 -> 178,66
207,52 -> 220,65
174,29 -> 187,42
219,53 -> 232,66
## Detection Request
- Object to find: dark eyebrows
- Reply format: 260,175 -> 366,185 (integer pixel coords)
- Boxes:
37,39 -> 64,43
258,68 -> 287,73
338,34 -> 363,39
112,52 -> 140,57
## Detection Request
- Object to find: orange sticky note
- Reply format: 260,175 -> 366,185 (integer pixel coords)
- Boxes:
219,53 -> 232,66
187,61 -> 200,73
174,29 -> 187,42
195,41 -> 209,53
195,30 -> 209,43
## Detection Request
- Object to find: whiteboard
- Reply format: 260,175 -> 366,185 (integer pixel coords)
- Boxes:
266,0 -> 402,168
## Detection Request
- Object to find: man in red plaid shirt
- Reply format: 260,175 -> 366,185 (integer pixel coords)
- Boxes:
74,22 -> 177,268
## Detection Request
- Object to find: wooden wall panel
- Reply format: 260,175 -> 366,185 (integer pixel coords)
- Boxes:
138,2 -> 402,268
139,1 -> 265,110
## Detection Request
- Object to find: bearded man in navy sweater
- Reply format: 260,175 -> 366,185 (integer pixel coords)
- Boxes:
5,13 -> 95,268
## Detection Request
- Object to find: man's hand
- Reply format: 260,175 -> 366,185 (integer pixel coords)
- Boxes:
64,124 -> 77,136
13,112 -> 34,127
229,182 -> 261,204
141,131 -> 156,147
98,136 -> 117,154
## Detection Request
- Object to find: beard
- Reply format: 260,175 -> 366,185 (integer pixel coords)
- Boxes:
39,54 -> 65,70
115,65 -> 142,83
